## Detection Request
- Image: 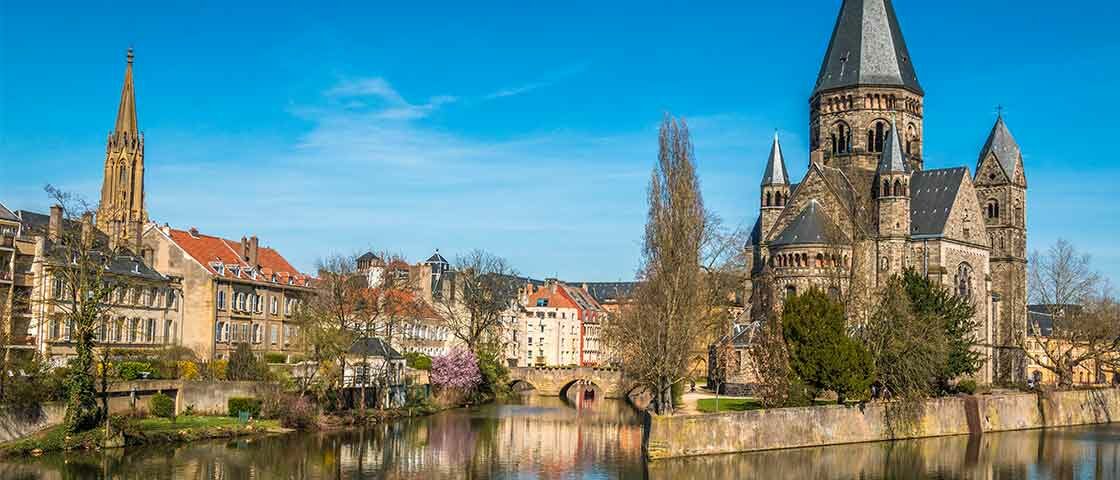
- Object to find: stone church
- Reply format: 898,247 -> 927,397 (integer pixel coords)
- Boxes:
744,0 -> 1027,384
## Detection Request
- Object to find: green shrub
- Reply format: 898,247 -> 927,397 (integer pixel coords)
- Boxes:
956,379 -> 978,395
404,352 -> 432,371
117,361 -> 154,380
149,392 -> 175,419
264,352 -> 287,364
228,397 -> 262,418
226,343 -> 265,381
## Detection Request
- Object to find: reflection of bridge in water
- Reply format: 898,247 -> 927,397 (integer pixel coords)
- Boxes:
508,367 -> 651,408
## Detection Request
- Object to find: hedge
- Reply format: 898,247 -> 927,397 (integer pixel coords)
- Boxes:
227,397 -> 262,418
149,392 -> 175,419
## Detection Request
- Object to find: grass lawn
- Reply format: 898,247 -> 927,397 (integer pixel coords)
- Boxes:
1,416 -> 282,457
134,415 -> 278,433
696,398 -> 762,413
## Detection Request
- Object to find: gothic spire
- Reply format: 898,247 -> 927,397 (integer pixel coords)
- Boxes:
878,118 -> 907,173
978,114 -> 1022,179
114,48 -> 138,135
814,0 -> 922,96
760,132 -> 790,186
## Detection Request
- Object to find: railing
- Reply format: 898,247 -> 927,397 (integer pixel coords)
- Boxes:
0,271 -> 11,281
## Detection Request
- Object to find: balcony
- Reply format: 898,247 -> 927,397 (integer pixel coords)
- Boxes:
0,271 -> 11,283
0,235 -> 13,250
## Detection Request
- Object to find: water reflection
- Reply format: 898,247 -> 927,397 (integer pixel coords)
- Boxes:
3,398 -> 1119,479
649,424 -> 1120,480
0,394 -> 647,479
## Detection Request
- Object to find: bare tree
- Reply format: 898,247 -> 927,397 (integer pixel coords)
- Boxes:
297,254 -> 365,408
602,115 -> 717,415
1021,239 -> 1118,388
35,186 -> 139,432
430,250 -> 520,353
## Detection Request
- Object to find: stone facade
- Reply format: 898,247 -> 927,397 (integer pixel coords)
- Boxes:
744,0 -> 1028,384
96,49 -> 148,252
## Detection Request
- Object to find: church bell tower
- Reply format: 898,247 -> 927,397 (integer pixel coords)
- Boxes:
97,48 -> 148,251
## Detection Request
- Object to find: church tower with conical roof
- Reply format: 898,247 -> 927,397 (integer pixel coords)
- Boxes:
809,0 -> 924,177
974,114 -> 1028,383
97,48 -> 148,251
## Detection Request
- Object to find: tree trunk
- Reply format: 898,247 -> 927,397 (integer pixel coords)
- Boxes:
65,329 -> 102,433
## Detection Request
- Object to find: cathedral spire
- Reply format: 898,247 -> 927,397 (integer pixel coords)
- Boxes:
761,132 -> 790,186
814,0 -> 922,96
114,48 -> 138,135
878,118 -> 907,173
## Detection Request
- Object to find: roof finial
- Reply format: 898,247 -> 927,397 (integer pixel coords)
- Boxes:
127,47 -> 134,64
996,104 -> 1004,119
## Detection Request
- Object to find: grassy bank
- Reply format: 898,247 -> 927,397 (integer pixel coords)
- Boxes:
0,416 -> 284,458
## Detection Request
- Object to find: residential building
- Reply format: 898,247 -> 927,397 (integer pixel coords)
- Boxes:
513,279 -> 606,367
743,0 -> 1029,385
0,203 -> 36,356
19,206 -> 183,364
1025,304 -> 1119,386
142,226 -> 312,360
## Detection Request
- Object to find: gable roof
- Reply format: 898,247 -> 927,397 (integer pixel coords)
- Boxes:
771,200 -> 849,247
0,203 -> 18,223
978,115 -> 1022,180
166,228 -> 309,285
814,0 -> 922,96
349,337 -> 404,360
909,167 -> 967,236
579,282 -> 638,304
878,118 -> 908,174
425,251 -> 449,265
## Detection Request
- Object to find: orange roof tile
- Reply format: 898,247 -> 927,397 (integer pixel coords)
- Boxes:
167,228 -> 310,285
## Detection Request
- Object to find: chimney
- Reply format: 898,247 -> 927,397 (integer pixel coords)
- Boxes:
248,236 -> 259,268
48,205 -> 63,241
240,236 -> 249,260
80,213 -> 93,247
133,221 -> 143,254
188,226 -> 199,238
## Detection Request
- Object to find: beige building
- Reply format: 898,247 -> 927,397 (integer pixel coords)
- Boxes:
511,279 -> 606,367
0,204 -> 36,356
744,0 -> 1028,385
142,226 -> 312,360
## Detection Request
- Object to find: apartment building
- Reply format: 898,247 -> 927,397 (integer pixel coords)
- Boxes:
513,279 -> 606,367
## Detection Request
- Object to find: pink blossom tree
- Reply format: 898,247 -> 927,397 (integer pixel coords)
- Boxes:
431,348 -> 482,393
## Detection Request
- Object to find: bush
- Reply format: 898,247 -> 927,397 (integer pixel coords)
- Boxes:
227,343 -> 265,381
179,361 -> 201,380
264,352 -> 287,364
404,352 -> 432,371
149,392 -> 175,419
956,379 -> 978,395
266,394 -> 318,430
431,349 -> 481,392
117,361 -> 154,381
228,397 -> 262,418
207,360 -> 228,380
783,289 -> 875,403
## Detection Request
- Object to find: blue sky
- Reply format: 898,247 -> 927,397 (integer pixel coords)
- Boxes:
2,1 -> 1118,283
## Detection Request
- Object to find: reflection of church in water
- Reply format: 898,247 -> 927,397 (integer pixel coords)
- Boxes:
744,0 -> 1028,383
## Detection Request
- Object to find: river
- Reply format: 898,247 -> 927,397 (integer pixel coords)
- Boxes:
2,394 -> 1118,479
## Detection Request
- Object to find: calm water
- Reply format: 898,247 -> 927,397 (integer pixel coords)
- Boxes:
1,395 -> 1117,479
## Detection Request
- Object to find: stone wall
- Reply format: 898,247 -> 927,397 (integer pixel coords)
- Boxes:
0,402 -> 65,443
646,388 -> 1120,460
177,381 -> 280,415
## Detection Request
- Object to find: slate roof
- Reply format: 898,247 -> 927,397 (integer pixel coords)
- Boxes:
1027,306 -> 1054,337
0,203 -> 18,223
747,216 -> 762,247
814,0 -> 923,96
579,282 -> 637,304
771,200 -> 849,247
909,167 -> 966,236
356,252 -> 380,264
761,133 -> 790,186
978,115 -> 1022,179
349,337 -> 404,360
425,251 -> 449,265
14,209 -> 165,281
878,119 -> 908,173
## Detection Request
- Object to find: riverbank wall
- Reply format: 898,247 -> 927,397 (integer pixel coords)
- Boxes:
0,380 -> 280,442
644,388 -> 1120,460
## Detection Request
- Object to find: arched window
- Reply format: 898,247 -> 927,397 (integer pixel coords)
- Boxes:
986,199 -> 1000,219
217,290 -> 226,310
815,253 -> 824,268
893,179 -> 904,197
785,285 -> 797,297
956,263 -> 973,300
765,191 -> 772,207
832,122 -> 851,154
871,121 -> 886,152
906,124 -> 917,156
882,180 -> 891,197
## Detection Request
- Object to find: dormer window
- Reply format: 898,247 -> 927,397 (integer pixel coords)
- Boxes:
211,262 -> 224,275
230,265 -> 241,277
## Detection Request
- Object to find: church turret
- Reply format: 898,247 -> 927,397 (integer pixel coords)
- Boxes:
974,113 -> 1027,383
759,133 -> 790,241
809,0 -> 925,175
97,48 -> 148,252
874,119 -> 910,280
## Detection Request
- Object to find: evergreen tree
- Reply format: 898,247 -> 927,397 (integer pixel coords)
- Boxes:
901,269 -> 983,389
227,342 -> 263,381
782,289 -> 874,403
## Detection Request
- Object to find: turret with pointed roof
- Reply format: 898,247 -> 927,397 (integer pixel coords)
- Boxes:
758,133 -> 792,248
977,114 -> 1024,185
814,0 -> 922,96
97,48 -> 147,251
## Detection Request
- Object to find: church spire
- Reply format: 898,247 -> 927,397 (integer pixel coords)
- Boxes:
978,114 -> 1023,179
878,118 -> 907,173
114,48 -> 138,135
761,132 -> 790,186
814,0 -> 922,96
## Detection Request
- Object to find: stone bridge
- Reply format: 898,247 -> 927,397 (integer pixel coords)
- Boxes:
509,367 -> 646,404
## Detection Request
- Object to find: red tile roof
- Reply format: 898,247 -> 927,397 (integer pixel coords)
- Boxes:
167,228 -> 311,286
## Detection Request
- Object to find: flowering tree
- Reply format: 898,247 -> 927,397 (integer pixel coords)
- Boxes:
431,348 -> 481,392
